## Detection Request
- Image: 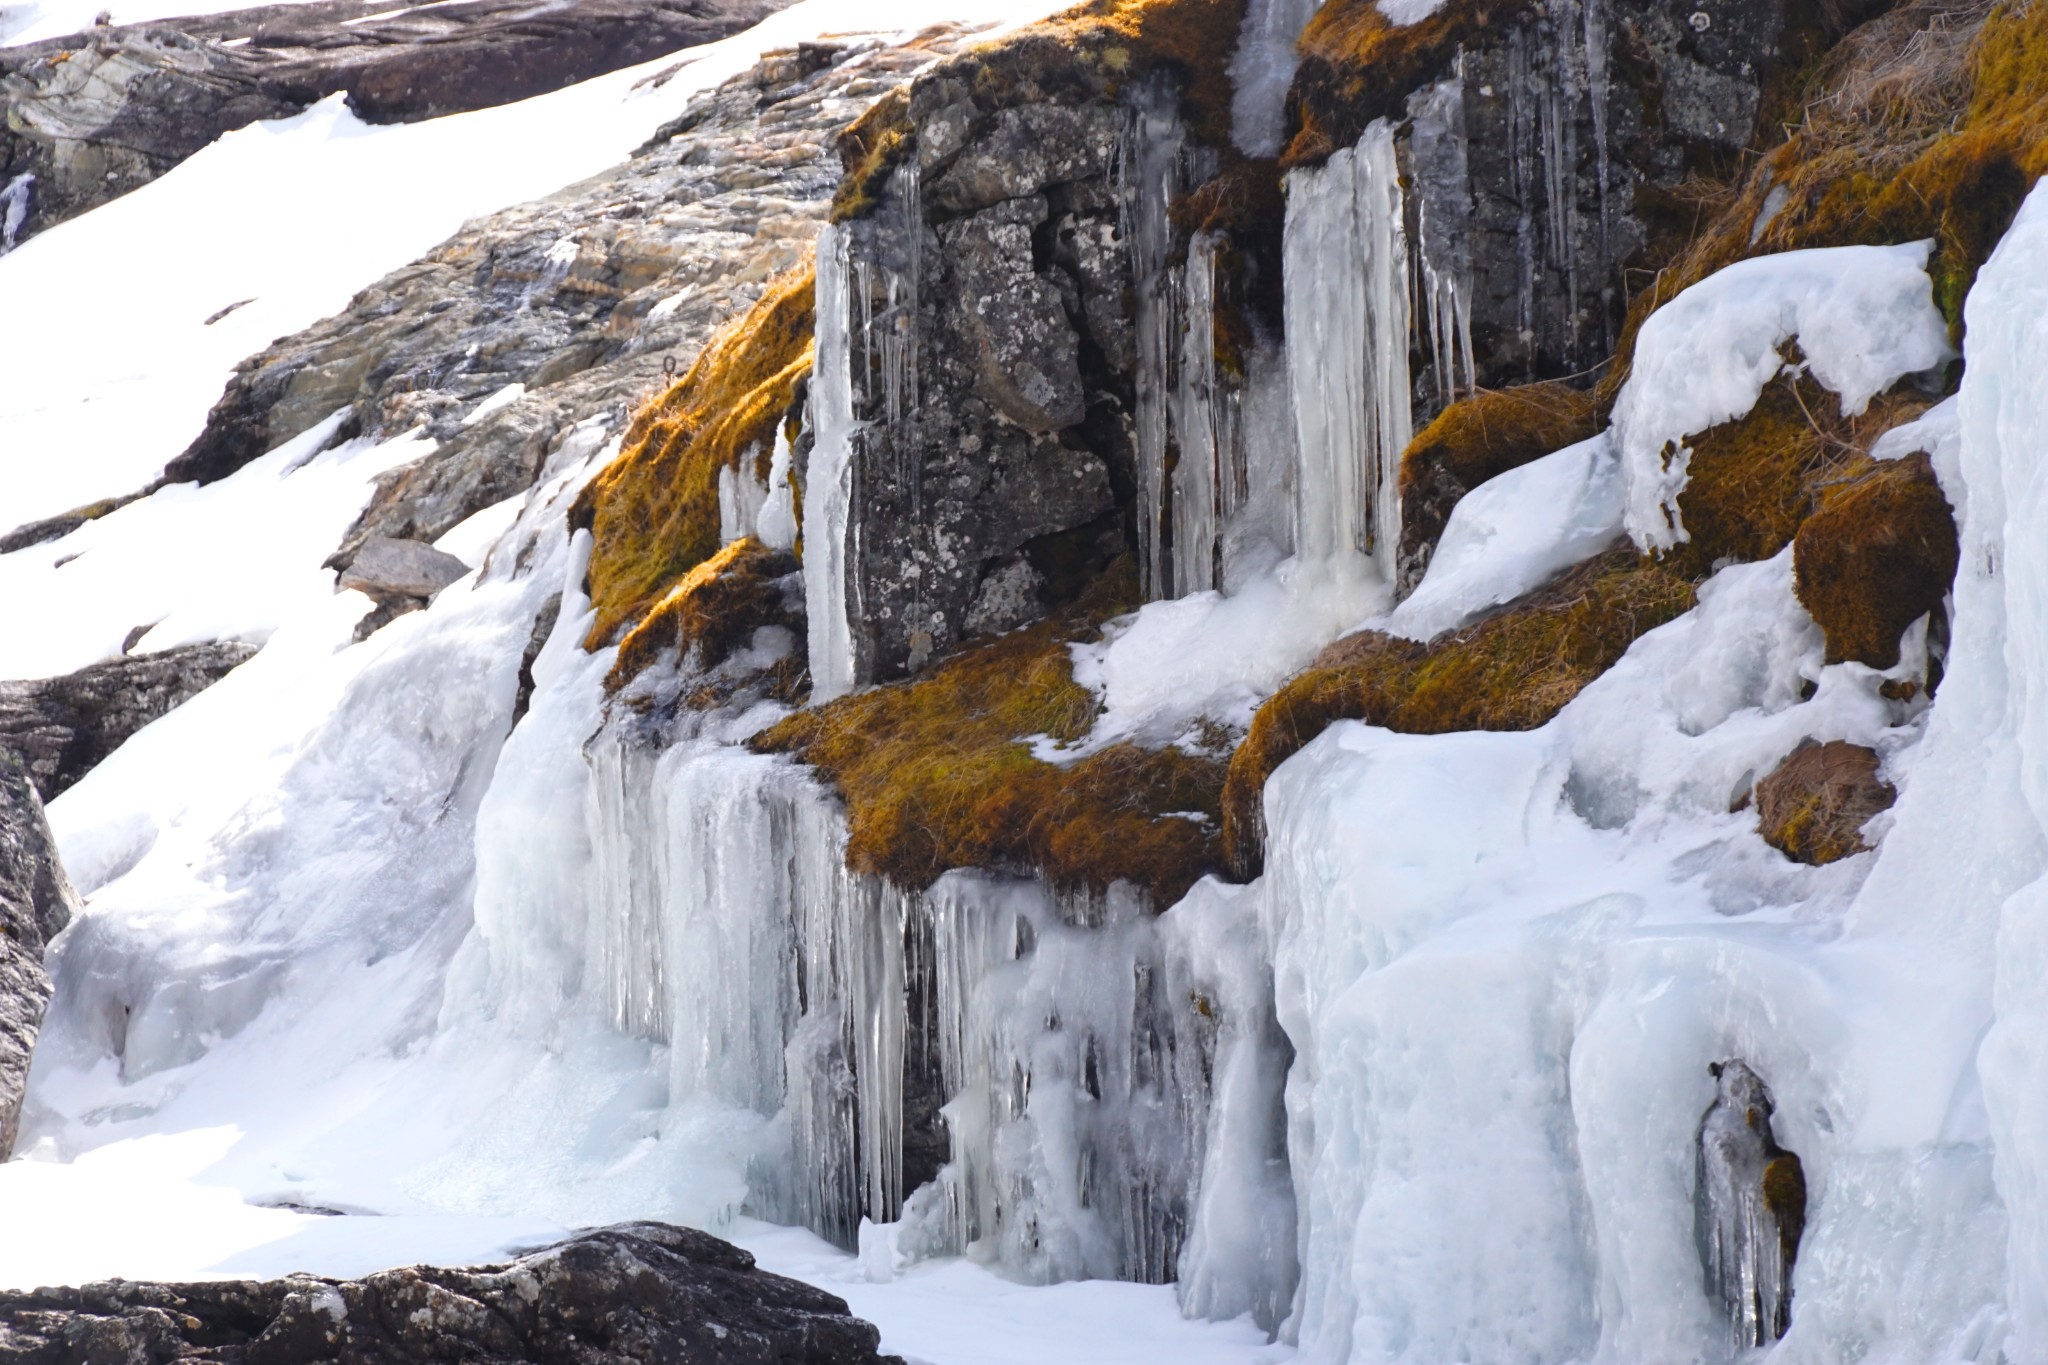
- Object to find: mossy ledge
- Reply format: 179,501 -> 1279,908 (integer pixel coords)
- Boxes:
1223,550 -> 1696,877
570,262 -> 815,655
753,564 -> 1228,907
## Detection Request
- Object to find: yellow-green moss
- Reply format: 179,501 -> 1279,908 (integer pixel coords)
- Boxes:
1793,450 -> 1959,668
831,86 -> 913,222
572,264 -> 815,649
754,563 -> 1227,904
1222,550 -> 1696,875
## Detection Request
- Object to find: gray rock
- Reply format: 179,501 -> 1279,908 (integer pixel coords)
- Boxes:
925,102 -> 1122,214
337,536 -> 470,599
0,641 -> 259,802
0,0 -> 786,250
0,751 -> 77,1161
0,1221 -> 903,1364
943,197 -> 1087,434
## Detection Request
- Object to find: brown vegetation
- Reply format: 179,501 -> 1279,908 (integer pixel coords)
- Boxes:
1752,738 -> 1897,864
607,537 -> 801,692
754,564 -> 1228,905
1223,550 -> 1696,876
571,263 -> 815,649
1794,451 -> 1959,668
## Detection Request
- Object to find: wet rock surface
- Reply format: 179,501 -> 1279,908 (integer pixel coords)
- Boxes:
0,641 -> 258,801
0,750 -> 76,1161
0,0 -> 784,248
158,33 -> 974,577
0,1222 -> 902,1364
1752,738 -> 1897,865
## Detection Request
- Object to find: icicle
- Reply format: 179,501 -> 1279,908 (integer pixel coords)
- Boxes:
1695,1060 -> 1805,1349
1121,85 -> 1193,602
717,449 -> 771,546
1583,0 -> 1613,297
805,224 -> 860,703
1408,75 -> 1478,409
756,425 -> 798,551
1228,0 -> 1322,158
1171,232 -> 1225,598
1283,119 -> 1411,580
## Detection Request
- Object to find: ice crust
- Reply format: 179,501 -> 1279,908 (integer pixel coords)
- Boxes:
1612,242 -> 1953,551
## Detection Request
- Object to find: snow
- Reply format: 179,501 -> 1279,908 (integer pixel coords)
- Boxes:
1612,241 -> 1953,552
1384,432 -> 1624,642
1050,557 -> 1386,757
0,0 -> 1074,529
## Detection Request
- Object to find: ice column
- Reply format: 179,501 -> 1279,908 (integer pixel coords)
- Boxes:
1122,86 -> 1196,601
1694,1061 -> 1802,1349
805,223 -> 860,703
1283,119 -> 1412,579
1169,232 -> 1247,598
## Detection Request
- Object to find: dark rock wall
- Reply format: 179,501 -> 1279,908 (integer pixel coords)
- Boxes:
0,751 -> 77,1161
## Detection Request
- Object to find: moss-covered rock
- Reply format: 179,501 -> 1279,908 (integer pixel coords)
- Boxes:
1752,738 -> 1896,864
571,265 -> 814,651
608,537 -> 804,697
1223,549 -> 1695,876
1793,451 -> 1959,669
753,564 -> 1227,906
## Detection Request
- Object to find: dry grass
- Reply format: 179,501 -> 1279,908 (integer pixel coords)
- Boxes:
754,563 -> 1228,904
571,263 -> 815,649
1222,550 -> 1695,876
608,537 -> 801,692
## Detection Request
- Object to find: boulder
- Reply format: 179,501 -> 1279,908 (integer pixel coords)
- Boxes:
0,1221 -> 903,1364
337,536 -> 471,600
0,750 -> 77,1160
0,641 -> 258,801
1753,738 -> 1896,865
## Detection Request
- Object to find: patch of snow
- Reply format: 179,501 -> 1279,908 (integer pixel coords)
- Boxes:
1612,242 -> 1953,552
460,382 -> 526,428
1384,432 -> 1624,642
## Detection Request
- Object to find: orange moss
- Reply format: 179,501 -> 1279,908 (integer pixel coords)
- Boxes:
1794,451 -> 1959,668
608,536 -> 801,692
754,564 -> 1227,904
831,86 -> 914,221
1753,739 -> 1896,865
572,263 -> 815,649
1222,550 -> 1695,876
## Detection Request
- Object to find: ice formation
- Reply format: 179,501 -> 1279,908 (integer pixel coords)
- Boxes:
804,223 -> 861,703
1228,0 -> 1321,158
1283,119 -> 1410,582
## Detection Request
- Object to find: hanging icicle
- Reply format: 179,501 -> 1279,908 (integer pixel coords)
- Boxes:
1282,118 -> 1412,581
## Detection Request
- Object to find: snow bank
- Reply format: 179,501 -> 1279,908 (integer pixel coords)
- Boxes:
1384,432 -> 1624,641
1613,243 -> 1952,552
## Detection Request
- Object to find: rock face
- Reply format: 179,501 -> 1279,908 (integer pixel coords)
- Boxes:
1290,0 -> 1848,389
0,0 -> 785,249
0,1222 -> 902,1364
1753,738 -> 1897,865
159,34 -> 959,578
337,536 -> 470,600
0,750 -> 77,1161
0,642 -> 258,801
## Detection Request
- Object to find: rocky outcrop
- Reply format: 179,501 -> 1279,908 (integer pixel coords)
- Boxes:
159,34 -> 961,579
0,1222 -> 902,1364
1752,738 -> 1896,865
0,642 -> 257,801
0,0 -> 784,249
0,750 -> 77,1160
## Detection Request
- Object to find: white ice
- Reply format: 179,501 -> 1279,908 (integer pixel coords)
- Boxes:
1612,241 -> 1953,552
1383,432 -> 1624,642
